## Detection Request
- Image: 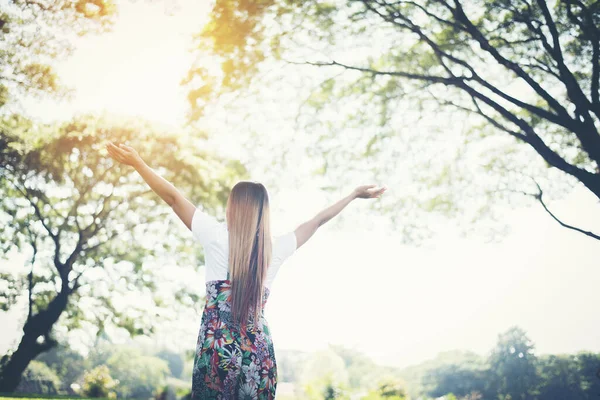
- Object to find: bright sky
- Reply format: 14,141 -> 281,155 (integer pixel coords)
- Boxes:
5,0 -> 600,369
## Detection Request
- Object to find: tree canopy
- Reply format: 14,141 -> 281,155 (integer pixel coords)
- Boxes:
0,0 -> 118,112
0,115 -> 246,390
187,0 -> 600,242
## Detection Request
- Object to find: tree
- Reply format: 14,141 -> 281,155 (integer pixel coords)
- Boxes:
535,352 -> 600,400
397,349 -> 485,398
367,377 -> 409,399
14,360 -> 60,395
576,352 -> 600,399
155,349 -> 185,379
300,348 -> 349,383
276,349 -> 307,383
537,354 -> 586,399
0,114 -> 246,391
187,0 -> 600,241
81,365 -> 117,399
299,348 -> 350,399
0,0 -> 117,112
422,362 -> 487,398
35,344 -> 86,389
102,347 -> 169,399
329,344 -> 382,389
411,330 -> 600,400
487,326 -> 540,400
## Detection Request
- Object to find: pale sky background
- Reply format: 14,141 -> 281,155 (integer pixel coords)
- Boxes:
3,0 -> 599,369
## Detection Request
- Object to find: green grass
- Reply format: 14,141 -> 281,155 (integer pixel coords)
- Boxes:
0,393 -> 303,400
1,397 -> 96,400
2,397 -> 301,400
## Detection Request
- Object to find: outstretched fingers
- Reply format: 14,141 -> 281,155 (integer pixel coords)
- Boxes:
371,187 -> 387,198
106,142 -> 127,163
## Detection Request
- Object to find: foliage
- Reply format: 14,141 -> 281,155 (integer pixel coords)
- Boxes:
400,350 -> 486,398
298,348 -> 349,392
84,343 -> 191,399
277,349 -> 308,383
363,376 -> 409,399
418,326 -> 600,400
488,326 -> 539,399
14,361 -> 60,395
81,365 -> 117,399
0,113 -> 247,389
155,349 -> 185,379
84,344 -> 171,399
537,353 -> 600,400
35,345 -> 85,388
163,377 -> 191,399
103,347 -> 169,399
189,0 -> 600,242
154,384 -> 177,400
0,0 -> 117,112
302,374 -> 350,400
7,332 -> 600,400
423,363 -> 486,398
329,344 -> 382,389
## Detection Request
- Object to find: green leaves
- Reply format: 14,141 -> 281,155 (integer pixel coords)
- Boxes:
0,0 -> 118,110
189,0 -> 600,242
0,112 -> 246,359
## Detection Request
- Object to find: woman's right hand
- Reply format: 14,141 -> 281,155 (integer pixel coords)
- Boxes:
352,184 -> 387,199
106,141 -> 144,168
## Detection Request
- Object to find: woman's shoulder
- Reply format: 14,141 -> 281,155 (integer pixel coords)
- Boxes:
272,231 -> 297,260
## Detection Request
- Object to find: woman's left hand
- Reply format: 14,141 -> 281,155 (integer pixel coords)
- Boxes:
106,141 -> 143,168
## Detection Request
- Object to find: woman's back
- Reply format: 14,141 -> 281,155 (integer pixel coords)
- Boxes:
191,207 -> 296,399
191,207 -> 297,290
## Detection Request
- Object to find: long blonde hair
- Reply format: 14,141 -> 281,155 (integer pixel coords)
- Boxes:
226,181 -> 272,328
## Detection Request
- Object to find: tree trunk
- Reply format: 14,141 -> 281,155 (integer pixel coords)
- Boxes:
0,289 -> 68,393
0,333 -> 54,392
578,172 -> 600,201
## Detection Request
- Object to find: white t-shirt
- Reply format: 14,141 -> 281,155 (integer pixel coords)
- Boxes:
191,207 -> 297,290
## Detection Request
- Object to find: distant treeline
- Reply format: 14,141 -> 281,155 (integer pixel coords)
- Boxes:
11,326 -> 600,400
278,326 -> 600,400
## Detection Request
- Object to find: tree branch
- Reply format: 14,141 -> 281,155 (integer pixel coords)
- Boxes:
531,179 -> 600,240
304,60 -> 463,85
24,224 -> 37,322
363,1 -> 579,133
58,165 -> 115,231
450,0 -> 572,119
305,59 -> 599,186
535,0 -> 595,115
563,0 -> 600,116
331,56 -> 600,199
12,181 -> 64,271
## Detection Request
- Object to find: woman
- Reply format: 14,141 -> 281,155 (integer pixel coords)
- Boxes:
106,141 -> 386,399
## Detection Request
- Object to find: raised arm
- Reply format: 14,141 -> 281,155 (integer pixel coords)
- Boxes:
294,184 -> 387,249
106,141 -> 196,230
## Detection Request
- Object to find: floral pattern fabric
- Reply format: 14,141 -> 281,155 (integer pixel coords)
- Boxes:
192,279 -> 277,399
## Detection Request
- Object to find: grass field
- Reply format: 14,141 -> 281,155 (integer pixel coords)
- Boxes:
0,397 -> 301,400
1,397 -> 96,400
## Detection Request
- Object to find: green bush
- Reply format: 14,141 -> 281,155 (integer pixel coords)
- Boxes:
362,377 -> 409,400
15,361 -> 61,395
82,365 -> 117,398
105,347 -> 169,399
155,350 -> 184,379
35,345 -> 86,387
154,384 -> 177,400
165,376 -> 191,398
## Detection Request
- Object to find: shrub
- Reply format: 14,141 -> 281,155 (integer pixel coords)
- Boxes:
15,361 -> 61,395
82,365 -> 118,398
155,350 -> 184,378
105,347 -> 169,399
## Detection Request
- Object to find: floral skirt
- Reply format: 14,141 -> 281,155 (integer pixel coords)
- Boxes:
191,280 -> 277,400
